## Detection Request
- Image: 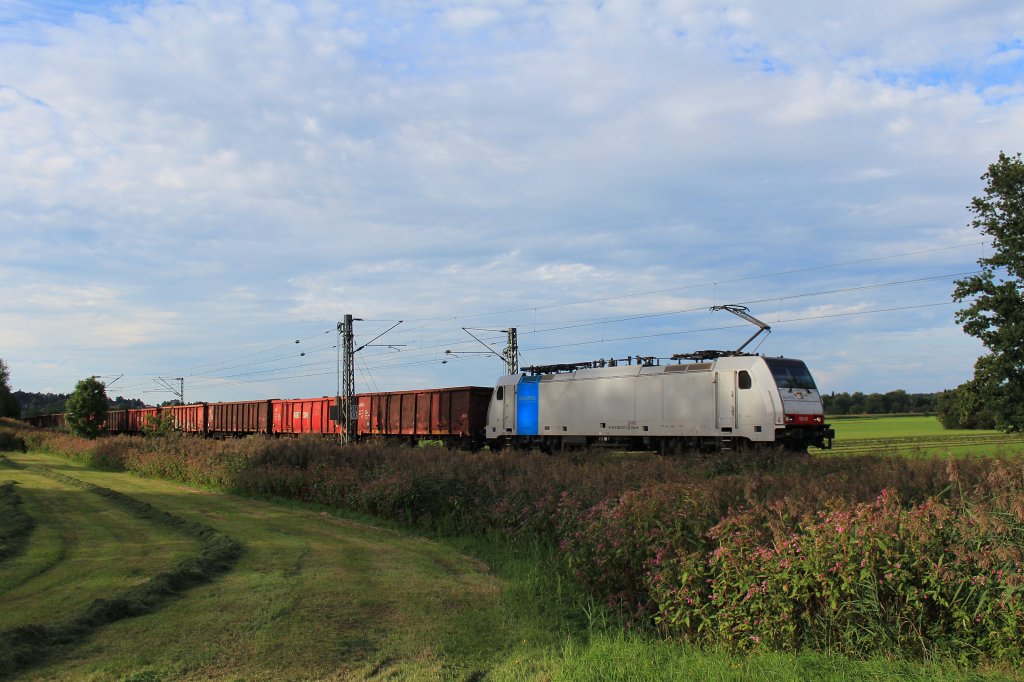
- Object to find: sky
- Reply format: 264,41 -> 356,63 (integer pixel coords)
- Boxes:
1,0 -> 1022,405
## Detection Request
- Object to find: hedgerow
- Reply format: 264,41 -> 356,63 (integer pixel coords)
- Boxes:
647,487 -> 1024,662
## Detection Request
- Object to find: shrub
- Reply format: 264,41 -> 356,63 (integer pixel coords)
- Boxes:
0,428 -> 26,453
647,488 -> 1024,662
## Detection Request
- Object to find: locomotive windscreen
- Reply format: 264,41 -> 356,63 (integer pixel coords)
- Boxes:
765,358 -> 817,391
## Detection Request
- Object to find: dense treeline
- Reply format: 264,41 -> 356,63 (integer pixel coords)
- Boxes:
13,391 -> 68,417
14,391 -> 146,418
822,390 -> 937,416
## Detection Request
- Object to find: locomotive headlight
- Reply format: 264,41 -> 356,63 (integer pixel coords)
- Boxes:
814,415 -> 823,423
784,415 -> 794,423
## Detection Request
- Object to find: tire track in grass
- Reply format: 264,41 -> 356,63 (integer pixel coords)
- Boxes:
0,471 -> 182,624
0,468 -> 243,679
0,480 -> 34,565
0,457 -> 70,598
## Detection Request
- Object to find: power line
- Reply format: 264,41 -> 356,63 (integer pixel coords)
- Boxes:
173,274 -> 967,388
181,300 -> 955,386
143,252 -> 983,388
102,259 -> 978,398
394,241 -> 985,325
157,328 -> 335,376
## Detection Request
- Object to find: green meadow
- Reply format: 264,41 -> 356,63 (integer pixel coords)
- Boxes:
817,414 -> 1024,457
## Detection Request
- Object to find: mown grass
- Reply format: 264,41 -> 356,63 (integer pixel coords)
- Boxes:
0,465 -> 204,631
544,632 -> 1011,682
6,451 -> 516,680
0,480 -> 34,565
0,456 -> 245,677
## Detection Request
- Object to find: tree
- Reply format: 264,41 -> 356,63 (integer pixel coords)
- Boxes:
864,393 -> 887,415
0,359 -> 20,418
953,151 -> 1024,432
936,382 -> 996,430
884,389 -> 910,414
141,411 -> 176,437
65,377 -> 108,439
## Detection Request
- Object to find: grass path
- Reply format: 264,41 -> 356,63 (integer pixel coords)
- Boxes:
1,451 -> 509,680
0,464 -> 204,631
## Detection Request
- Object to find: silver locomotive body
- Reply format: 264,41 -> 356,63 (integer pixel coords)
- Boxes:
486,355 -> 833,452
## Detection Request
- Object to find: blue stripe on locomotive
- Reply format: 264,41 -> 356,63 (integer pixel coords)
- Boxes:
516,375 -> 540,435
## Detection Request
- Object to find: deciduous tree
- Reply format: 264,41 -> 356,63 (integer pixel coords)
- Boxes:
0,359 -> 19,418
953,151 -> 1024,431
65,376 -> 108,439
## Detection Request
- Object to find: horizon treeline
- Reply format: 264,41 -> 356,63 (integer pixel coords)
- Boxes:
821,390 -> 937,416
14,390 -> 146,418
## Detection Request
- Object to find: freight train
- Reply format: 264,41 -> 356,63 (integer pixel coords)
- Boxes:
24,354 -> 833,453
23,308 -> 835,453
26,387 -> 492,450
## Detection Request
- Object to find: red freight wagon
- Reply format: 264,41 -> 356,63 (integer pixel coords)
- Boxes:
208,400 -> 272,436
169,403 -> 207,433
105,410 -> 129,433
357,386 -> 492,447
272,397 -> 341,435
24,414 -> 64,429
127,408 -> 160,433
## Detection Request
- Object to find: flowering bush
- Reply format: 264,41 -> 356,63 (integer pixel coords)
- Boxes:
647,489 -> 1024,662
557,482 -> 713,616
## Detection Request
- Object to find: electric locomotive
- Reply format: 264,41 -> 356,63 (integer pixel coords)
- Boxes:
485,306 -> 834,453
485,353 -> 832,453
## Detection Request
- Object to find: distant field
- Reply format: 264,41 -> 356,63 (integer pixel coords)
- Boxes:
815,415 -> 1024,457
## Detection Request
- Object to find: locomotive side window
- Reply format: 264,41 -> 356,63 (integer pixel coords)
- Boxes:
496,386 -> 504,401
738,370 -> 752,389
765,358 -> 817,390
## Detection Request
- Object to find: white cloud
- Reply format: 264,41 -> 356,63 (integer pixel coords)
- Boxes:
0,0 -> 1019,400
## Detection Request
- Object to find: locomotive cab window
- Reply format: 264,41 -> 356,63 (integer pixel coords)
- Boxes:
738,370 -> 752,389
496,386 -> 504,401
765,358 -> 817,390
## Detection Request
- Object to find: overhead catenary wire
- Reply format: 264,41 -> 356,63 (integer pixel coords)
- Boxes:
176,300 -> 958,391
165,271 -> 972,389
391,241 -> 986,326
94,244 -> 985,399
182,268 -> 973,382
131,246 -> 984,385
